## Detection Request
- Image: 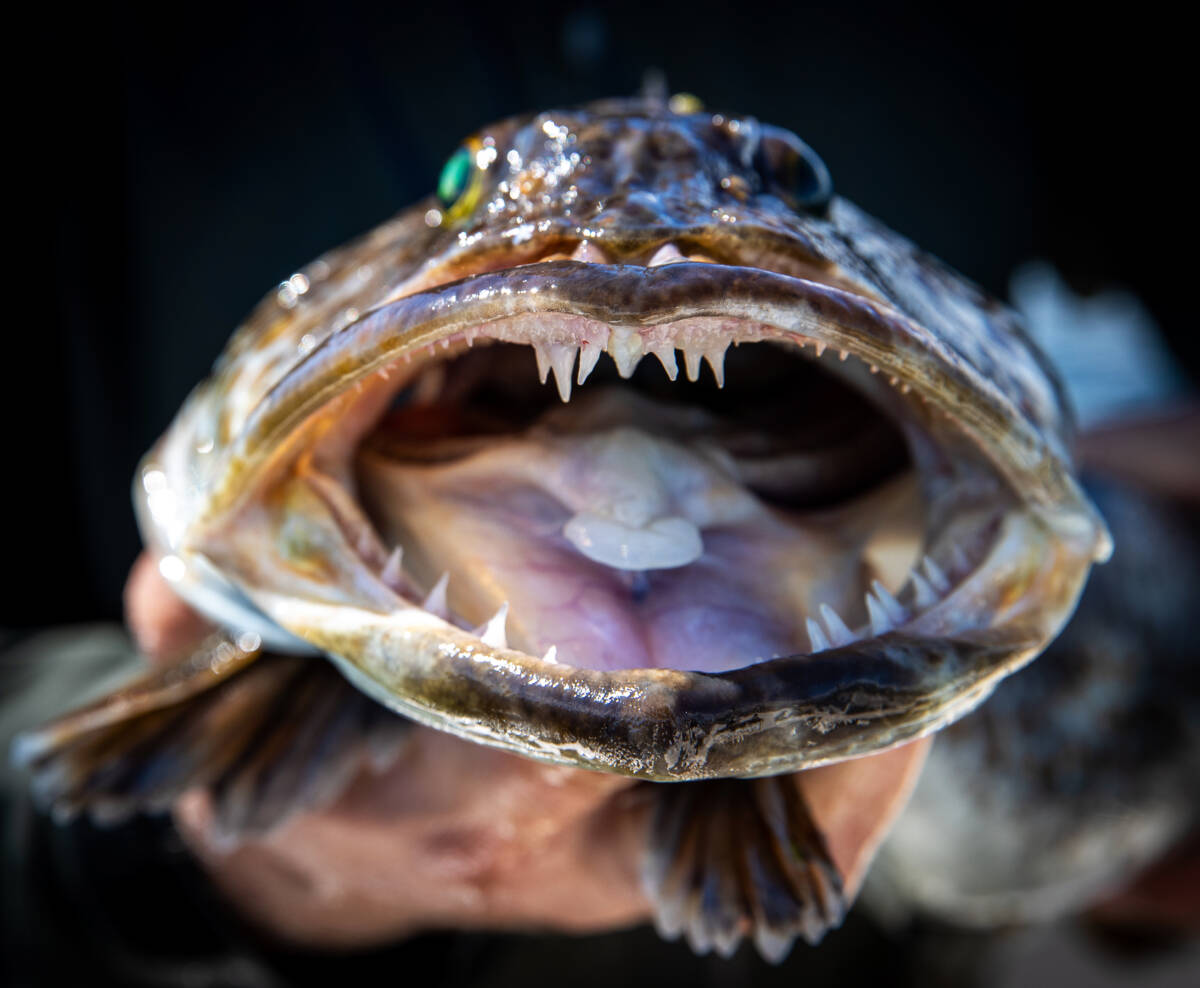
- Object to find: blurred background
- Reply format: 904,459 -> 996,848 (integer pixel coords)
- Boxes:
5,2 -> 1197,985
7,0 -> 1194,628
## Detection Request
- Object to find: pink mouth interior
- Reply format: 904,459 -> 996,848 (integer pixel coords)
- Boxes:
355,341 -> 919,673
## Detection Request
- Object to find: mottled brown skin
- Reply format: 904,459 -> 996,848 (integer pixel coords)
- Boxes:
126,554 -> 928,946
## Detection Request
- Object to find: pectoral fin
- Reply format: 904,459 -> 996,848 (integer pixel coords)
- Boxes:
11,635 -> 409,842
641,775 -> 845,963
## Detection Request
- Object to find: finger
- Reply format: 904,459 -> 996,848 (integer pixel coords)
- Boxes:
124,551 -> 213,663
799,736 -> 932,898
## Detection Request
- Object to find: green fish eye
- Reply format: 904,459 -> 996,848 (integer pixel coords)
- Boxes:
437,147 -> 474,207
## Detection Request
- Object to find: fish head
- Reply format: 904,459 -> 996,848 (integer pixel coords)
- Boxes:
135,97 -> 1110,780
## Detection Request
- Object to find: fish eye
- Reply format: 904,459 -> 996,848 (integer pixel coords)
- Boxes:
435,140 -> 490,224
437,147 -> 474,206
754,128 -> 833,214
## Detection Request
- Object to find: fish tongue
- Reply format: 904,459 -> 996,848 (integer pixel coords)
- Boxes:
356,401 -> 867,673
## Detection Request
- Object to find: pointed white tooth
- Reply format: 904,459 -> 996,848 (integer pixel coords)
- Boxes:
422,572 -> 450,618
476,602 -> 509,649
806,617 -> 830,653
819,603 -> 855,647
647,344 -> 678,380
381,547 -> 404,589
571,241 -> 609,264
922,555 -> 950,593
577,340 -> 603,384
683,348 -> 703,382
703,344 -> 727,387
950,543 -> 970,573
548,344 -> 576,402
607,327 -> 644,378
871,580 -> 907,625
532,342 -> 552,385
648,242 -> 686,266
541,645 -> 558,664
866,593 -> 892,636
910,570 -> 939,609
813,341 -> 826,357
838,348 -> 849,361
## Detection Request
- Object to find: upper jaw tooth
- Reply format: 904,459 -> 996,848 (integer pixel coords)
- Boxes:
548,344 -> 576,401
607,327 -> 644,378
703,344 -> 727,388
571,241 -> 609,264
577,340 -> 603,384
647,242 -> 686,266
646,343 -> 678,380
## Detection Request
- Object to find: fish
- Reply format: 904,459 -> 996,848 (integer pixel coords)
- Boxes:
11,95 -> 1110,960
866,271 -> 1200,933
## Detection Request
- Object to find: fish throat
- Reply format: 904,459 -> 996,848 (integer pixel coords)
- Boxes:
355,302 -> 919,674
218,249 -> 1029,683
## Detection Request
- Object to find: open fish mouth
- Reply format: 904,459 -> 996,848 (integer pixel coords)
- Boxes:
137,236 -> 1108,781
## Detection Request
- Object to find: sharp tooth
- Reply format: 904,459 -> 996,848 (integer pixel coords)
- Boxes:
814,341 -> 826,357
476,602 -> 509,649
541,645 -> 558,664
381,547 -> 404,590
577,340 -> 603,384
806,617 -> 831,652
571,241 -> 609,264
910,570 -> 939,609
838,349 -> 849,361
866,593 -> 892,636
950,543 -> 970,573
871,580 -> 907,625
533,342 -> 552,385
607,327 -> 644,378
648,242 -> 686,266
647,343 -> 678,380
922,555 -> 950,593
703,344 -> 727,388
422,572 -> 450,618
548,344 -> 576,402
683,348 -> 703,382
819,603 -> 855,647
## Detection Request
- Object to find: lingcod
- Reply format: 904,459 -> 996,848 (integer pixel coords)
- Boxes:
13,96 -> 1111,960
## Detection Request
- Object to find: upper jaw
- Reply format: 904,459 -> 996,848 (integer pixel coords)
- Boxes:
140,252 -> 1109,778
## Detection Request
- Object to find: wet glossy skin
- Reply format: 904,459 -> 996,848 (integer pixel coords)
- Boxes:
120,97 -> 1109,781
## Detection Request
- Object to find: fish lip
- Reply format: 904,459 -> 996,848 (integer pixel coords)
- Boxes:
211,259 -> 1104,539
159,258 -> 1108,779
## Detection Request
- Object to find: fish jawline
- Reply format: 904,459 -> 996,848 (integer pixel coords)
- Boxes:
143,260 -> 1106,779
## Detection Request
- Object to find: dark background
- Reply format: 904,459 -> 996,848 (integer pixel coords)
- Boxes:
8,1 -> 1192,627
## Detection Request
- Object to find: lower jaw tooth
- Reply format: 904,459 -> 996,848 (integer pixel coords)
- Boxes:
475,602 -> 509,649
541,645 -> 559,664
381,547 -> 404,590
806,618 -> 831,652
819,603 -> 855,647
422,572 -> 450,618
